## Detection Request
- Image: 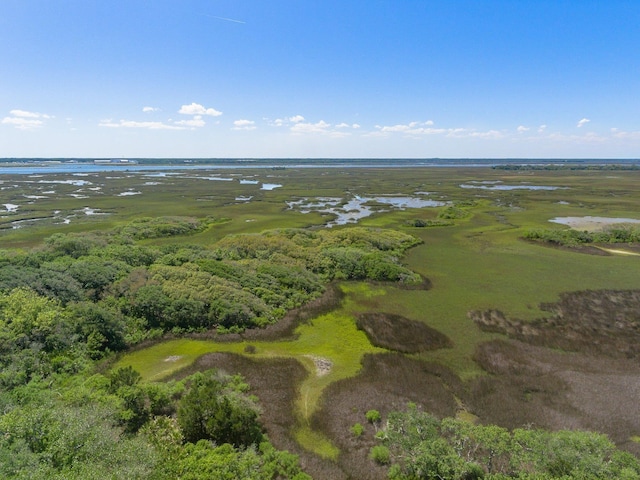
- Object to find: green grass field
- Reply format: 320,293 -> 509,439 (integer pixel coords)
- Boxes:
4,165 -> 640,459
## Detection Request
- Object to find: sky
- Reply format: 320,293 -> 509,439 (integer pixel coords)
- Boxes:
1,0 -> 639,159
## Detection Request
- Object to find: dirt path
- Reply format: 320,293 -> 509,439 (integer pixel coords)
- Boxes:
598,247 -> 640,256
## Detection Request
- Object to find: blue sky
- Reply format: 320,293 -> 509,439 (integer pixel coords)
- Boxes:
1,0 -> 639,158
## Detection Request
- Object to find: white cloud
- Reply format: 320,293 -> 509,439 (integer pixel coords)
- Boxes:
577,118 -> 590,128
444,128 -> 469,137
545,131 -> 607,144
517,125 -> 530,133
99,119 -> 185,130
376,121 -> 444,136
10,109 -> 52,119
468,129 -> 504,139
143,106 -> 160,113
270,115 -> 306,127
2,109 -> 52,130
538,124 -> 547,133
382,125 -> 445,135
174,116 -> 206,128
2,116 -> 44,130
233,119 -> 256,131
179,103 -> 222,117
336,123 -> 361,129
612,130 -> 640,140
379,124 -> 411,133
288,120 -> 354,138
291,120 -> 331,134
373,122 -> 508,140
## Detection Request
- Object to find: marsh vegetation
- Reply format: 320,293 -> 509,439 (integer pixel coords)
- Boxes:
1,164 -> 639,478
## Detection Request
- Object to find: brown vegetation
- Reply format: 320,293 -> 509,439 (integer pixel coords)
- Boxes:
170,352 -> 348,479
470,339 -> 640,456
171,351 -> 466,479
470,289 -> 640,358
355,312 -> 452,353
310,353 -> 465,479
468,289 -> 640,456
169,288 -> 640,477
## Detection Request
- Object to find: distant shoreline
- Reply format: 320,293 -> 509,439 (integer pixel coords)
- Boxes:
0,157 -> 638,175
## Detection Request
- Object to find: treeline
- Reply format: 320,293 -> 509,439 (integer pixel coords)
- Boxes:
523,225 -> 640,247
371,405 -> 640,479
493,164 -> 640,171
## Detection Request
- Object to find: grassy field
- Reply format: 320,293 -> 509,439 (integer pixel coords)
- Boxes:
115,306 -> 384,459
4,165 -> 640,465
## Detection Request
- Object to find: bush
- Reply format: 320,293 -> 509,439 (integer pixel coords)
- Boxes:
177,371 -> 263,448
369,445 -> 391,465
351,423 -> 365,437
366,409 -> 381,424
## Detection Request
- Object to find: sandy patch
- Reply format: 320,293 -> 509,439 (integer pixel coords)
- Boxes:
164,355 -> 183,362
597,247 -> 640,256
304,355 -> 333,376
550,215 -> 640,231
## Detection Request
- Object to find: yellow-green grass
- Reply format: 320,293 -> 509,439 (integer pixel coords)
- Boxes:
115,339 -> 247,381
115,307 -> 384,459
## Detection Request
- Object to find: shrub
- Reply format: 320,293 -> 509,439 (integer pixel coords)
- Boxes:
177,371 -> 263,447
369,445 -> 391,465
351,423 -> 365,437
366,409 -> 381,424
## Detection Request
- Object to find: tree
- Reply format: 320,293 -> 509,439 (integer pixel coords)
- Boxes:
68,302 -> 127,357
177,372 -> 263,448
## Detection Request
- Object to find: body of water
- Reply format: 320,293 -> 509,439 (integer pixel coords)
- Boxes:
0,158 -> 638,175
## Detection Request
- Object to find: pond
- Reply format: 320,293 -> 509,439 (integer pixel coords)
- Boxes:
460,183 -> 566,191
287,194 -> 448,227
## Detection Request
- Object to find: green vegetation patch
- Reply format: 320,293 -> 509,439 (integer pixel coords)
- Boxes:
378,405 -> 640,479
115,216 -> 215,240
3,166 -> 640,479
524,224 -> 640,247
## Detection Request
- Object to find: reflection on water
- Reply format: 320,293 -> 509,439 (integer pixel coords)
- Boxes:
3,204 -> 19,212
261,183 -> 282,190
0,169 -> 290,231
460,184 -> 566,191
37,179 -> 92,186
369,196 -> 447,208
287,195 -> 448,227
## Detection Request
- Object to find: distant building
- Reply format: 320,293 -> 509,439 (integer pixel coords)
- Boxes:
94,159 -> 138,165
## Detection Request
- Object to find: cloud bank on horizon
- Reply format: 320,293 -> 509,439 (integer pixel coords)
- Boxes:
1,1 -> 639,158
